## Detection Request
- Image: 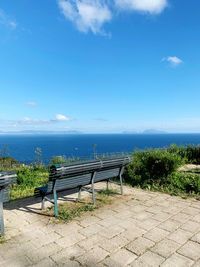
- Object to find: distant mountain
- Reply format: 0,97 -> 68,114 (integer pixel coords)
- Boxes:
0,130 -> 82,135
142,129 -> 167,134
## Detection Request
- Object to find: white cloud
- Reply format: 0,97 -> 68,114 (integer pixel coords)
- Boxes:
162,56 -> 183,66
56,114 -> 71,121
58,0 -> 112,34
114,0 -> 168,14
57,0 -> 168,35
0,9 -> 17,29
25,102 -> 38,107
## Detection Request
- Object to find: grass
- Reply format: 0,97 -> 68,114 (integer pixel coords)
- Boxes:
46,189 -> 118,222
10,167 -> 49,201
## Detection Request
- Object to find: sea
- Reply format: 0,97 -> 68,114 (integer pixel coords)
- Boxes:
0,134 -> 200,164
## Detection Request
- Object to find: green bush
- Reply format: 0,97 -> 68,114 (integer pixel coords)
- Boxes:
124,149 -> 184,186
166,172 -> 200,194
168,144 -> 200,164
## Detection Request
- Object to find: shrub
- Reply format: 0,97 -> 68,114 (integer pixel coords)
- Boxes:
124,149 -> 184,186
168,144 -> 200,164
163,172 -> 200,195
50,156 -> 68,165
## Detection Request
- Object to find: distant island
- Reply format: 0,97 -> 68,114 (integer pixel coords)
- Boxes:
122,129 -> 167,134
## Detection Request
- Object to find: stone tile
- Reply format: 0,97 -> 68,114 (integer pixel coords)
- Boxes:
78,215 -> 101,227
191,232 -> 200,244
126,237 -> 154,256
182,207 -> 200,216
133,211 -> 153,221
168,229 -> 193,244
79,224 -> 104,237
77,246 -> 109,265
99,224 -> 124,239
178,241 -> 200,261
158,219 -> 181,232
144,227 -> 170,243
193,214 -> 200,223
31,257 -> 56,267
110,234 -> 130,248
0,255 -> 32,267
103,248 -> 137,266
51,245 -> 85,264
161,253 -> 194,267
152,212 -> 171,222
181,220 -> 200,233
137,218 -> 160,231
120,227 -> 146,241
130,251 -> 165,267
55,232 -> 85,248
78,234 -> 105,250
151,239 -> 181,258
171,212 -> 191,223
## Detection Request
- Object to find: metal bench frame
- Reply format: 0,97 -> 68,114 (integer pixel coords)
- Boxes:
35,157 -> 130,216
0,171 -> 17,236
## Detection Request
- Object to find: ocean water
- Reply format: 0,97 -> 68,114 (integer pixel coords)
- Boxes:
0,134 -> 200,163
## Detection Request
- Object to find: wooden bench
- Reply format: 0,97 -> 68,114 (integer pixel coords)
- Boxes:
0,171 -> 17,236
34,157 -> 131,216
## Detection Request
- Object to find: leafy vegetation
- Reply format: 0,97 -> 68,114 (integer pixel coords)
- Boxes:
123,146 -> 200,197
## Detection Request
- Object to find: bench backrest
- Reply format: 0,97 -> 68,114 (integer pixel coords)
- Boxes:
47,156 -> 131,193
0,171 -> 17,203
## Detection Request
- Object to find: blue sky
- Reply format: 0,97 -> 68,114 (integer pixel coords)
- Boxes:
0,0 -> 200,133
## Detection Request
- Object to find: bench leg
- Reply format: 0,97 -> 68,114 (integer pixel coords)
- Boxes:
106,180 -> 109,191
0,191 -> 4,237
120,167 -> 124,195
41,196 -> 45,210
53,188 -> 58,217
78,187 -> 82,200
91,172 -> 96,205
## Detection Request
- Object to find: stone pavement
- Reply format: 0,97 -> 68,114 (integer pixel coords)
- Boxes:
1,183 -> 200,266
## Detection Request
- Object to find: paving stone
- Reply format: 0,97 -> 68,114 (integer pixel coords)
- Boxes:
51,245 -> 85,264
151,239 -> 181,258
182,207 -> 200,216
103,248 -> 137,266
168,229 -> 193,244
191,232 -> 200,243
77,246 -> 109,265
130,251 -> 165,267
161,253 -> 194,267
79,224 -> 104,236
138,218 -> 160,231
55,232 -> 85,248
193,214 -> 200,223
110,234 -> 130,248
171,212 -> 191,223
78,215 -> 100,227
133,211 -> 153,221
31,257 -> 56,267
78,234 -> 105,250
152,212 -> 171,222
0,255 -> 32,267
126,237 -> 154,256
158,219 -> 181,232
144,227 -> 170,242
181,220 -> 200,233
99,224 -> 124,239
120,227 -> 146,241
178,241 -> 200,261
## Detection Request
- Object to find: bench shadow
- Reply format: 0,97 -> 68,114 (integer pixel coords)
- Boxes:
3,186 -> 107,217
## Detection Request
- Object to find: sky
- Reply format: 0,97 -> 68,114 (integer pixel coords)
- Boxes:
0,0 -> 200,133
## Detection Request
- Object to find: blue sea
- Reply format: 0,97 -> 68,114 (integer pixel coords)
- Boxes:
0,134 -> 200,163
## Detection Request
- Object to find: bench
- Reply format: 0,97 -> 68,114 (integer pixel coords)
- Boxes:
34,156 -> 131,216
0,171 -> 17,236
